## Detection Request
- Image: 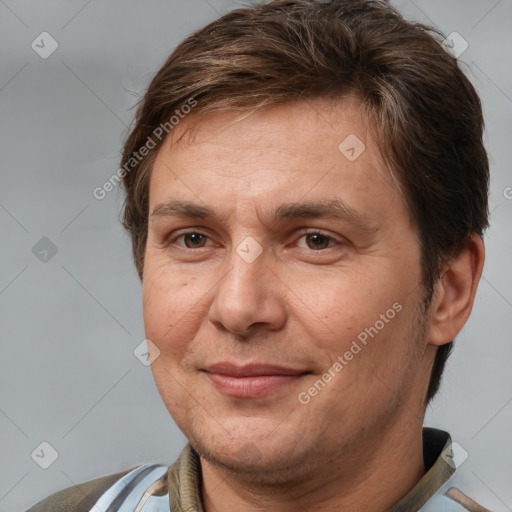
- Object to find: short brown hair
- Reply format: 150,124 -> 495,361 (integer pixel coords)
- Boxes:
120,0 -> 489,405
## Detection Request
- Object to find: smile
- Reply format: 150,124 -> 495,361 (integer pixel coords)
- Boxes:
202,363 -> 309,398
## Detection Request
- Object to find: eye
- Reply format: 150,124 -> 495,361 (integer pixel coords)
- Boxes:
167,229 -> 342,252
297,231 -> 340,250
175,232 -> 210,249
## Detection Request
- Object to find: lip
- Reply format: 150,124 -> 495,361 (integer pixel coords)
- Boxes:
204,362 -> 307,377
202,362 -> 309,398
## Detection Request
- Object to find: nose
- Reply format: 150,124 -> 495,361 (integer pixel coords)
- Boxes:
207,243 -> 287,338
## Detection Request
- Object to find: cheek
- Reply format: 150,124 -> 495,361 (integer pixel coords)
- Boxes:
296,270 -> 420,391
290,268 -> 399,344
142,264 -> 202,353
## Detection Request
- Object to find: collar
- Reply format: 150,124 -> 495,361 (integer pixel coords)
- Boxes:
389,427 -> 454,511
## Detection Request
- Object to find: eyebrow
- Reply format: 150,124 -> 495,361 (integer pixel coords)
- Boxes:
150,198 -> 378,232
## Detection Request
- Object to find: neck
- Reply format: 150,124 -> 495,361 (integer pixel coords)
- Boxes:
200,414 -> 426,512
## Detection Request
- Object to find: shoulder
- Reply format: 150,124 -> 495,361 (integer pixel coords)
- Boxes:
25,466 -> 136,512
420,467 -> 496,512
25,463 -> 168,512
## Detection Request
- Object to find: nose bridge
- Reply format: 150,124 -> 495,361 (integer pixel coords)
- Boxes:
222,236 -> 267,310
208,236 -> 285,336
221,233 -> 267,294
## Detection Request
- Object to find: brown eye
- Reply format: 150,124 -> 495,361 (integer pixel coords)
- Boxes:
183,233 -> 207,248
305,233 -> 331,250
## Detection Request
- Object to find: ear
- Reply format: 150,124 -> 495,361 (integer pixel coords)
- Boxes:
427,234 -> 485,347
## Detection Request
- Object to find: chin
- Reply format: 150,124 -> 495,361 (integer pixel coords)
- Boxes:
184,415 -> 303,468
195,434 -> 323,488
196,437 -> 296,476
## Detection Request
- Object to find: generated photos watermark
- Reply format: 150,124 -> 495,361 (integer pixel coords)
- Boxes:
93,96 -> 197,200
298,301 -> 403,404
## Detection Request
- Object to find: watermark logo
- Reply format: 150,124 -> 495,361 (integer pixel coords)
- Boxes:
32,237 -> 58,263
338,134 -> 366,161
442,32 -> 469,59
134,338 -> 161,366
31,32 -> 59,59
236,236 -> 263,263
31,441 -> 59,469
441,441 -> 469,469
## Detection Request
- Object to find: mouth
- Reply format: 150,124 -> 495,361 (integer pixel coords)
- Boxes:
201,362 -> 310,399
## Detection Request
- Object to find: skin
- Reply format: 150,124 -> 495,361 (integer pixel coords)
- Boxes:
142,97 -> 484,511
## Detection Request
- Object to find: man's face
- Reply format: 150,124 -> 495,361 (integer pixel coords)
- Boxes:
143,97 -> 433,480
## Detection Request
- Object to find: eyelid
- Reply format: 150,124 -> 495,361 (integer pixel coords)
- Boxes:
295,226 -> 344,240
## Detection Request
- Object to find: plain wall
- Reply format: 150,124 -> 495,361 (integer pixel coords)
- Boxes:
1,1 -> 511,510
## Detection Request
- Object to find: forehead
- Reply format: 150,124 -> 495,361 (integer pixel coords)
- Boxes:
147,96 -> 402,225
166,96 -> 372,163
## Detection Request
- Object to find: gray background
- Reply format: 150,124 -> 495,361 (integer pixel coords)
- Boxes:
1,1 -> 511,511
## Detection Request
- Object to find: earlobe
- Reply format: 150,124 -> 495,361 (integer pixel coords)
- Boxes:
427,234 -> 485,347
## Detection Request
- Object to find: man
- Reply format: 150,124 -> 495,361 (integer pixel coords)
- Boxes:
27,0 -> 492,510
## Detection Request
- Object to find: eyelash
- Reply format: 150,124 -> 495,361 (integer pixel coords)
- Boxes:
168,229 -> 342,251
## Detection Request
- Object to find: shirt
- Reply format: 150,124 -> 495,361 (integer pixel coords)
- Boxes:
26,427 -> 493,511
